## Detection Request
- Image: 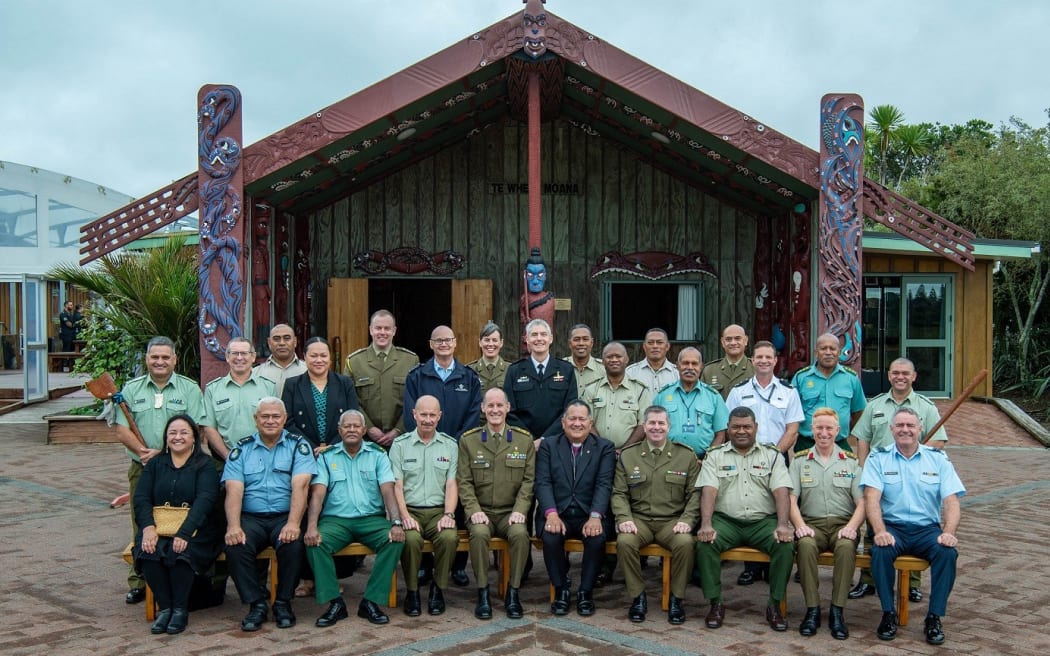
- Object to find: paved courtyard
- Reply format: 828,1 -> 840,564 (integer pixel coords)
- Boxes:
1,396 -> 1048,655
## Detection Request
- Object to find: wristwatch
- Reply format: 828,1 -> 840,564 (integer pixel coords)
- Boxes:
589,512 -> 602,520
391,519 -> 403,527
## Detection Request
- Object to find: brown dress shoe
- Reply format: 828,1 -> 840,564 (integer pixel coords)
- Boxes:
705,601 -> 725,628
766,604 -> 788,631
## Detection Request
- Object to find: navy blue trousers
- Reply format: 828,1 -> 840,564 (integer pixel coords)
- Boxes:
871,522 -> 956,616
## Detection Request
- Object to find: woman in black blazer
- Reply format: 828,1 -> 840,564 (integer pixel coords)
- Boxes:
281,337 -> 360,449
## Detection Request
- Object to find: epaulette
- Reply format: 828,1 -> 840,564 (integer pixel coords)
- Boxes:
173,373 -> 199,384
874,445 -> 893,453
393,345 -> 417,356
733,379 -> 750,388
460,426 -> 484,440
620,440 -> 644,452
347,347 -> 370,358
205,375 -> 225,387
837,365 -> 859,376
759,442 -> 780,451
407,362 -> 424,374
793,448 -> 812,458
655,381 -> 678,395
510,357 -> 532,365
703,358 -> 725,368
127,374 -> 148,384
237,435 -> 254,445
778,377 -> 793,389
840,450 -> 858,460
914,392 -> 937,406
791,365 -> 812,378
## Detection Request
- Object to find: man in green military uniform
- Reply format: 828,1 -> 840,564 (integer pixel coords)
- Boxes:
701,324 -> 755,399
791,332 -> 866,453
114,336 -> 204,604
612,405 -> 701,625
389,395 -> 459,617
849,357 -> 946,601
345,309 -> 419,448
202,337 -> 276,462
583,341 -> 651,451
457,388 -> 535,620
467,322 -> 510,394
565,323 -> 604,396
790,408 -> 865,639
695,406 -> 794,632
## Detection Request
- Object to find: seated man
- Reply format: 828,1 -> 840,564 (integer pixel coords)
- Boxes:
789,408 -> 865,639
222,397 -> 317,631
612,405 -> 700,625
535,400 -> 615,616
304,410 -> 406,627
695,406 -> 794,632
388,395 -> 460,616
862,406 -> 965,646
458,388 -> 536,620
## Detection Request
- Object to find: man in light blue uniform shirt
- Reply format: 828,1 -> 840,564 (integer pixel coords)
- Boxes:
305,409 -> 406,628
791,333 -> 866,453
222,397 -> 317,632
861,407 -> 965,646
654,347 -> 728,458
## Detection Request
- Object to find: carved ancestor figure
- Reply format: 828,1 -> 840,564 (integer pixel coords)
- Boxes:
252,213 -> 271,351
519,247 -> 554,354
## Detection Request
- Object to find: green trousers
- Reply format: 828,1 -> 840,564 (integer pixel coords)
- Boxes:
402,507 -> 459,591
307,514 -> 403,605
695,513 -> 794,604
797,516 -> 857,607
467,510 -> 529,588
616,518 -> 695,599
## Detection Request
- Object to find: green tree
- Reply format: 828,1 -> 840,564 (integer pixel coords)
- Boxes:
46,236 -> 200,377
867,104 -> 905,186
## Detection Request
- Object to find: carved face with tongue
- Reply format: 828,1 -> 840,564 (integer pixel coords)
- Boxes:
523,0 -> 547,58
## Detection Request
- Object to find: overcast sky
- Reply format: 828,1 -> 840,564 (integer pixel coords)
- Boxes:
3,0 -> 1047,199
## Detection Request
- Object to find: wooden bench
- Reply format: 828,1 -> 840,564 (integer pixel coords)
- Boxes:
48,351 -> 83,371
532,538 -> 674,611
721,547 -> 930,626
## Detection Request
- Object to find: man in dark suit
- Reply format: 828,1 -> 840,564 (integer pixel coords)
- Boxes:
535,400 -> 616,616
504,318 -> 578,439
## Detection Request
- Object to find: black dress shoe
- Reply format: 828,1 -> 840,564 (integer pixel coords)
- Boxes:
576,590 -> 595,616
550,587 -> 570,615
451,569 -> 470,587
150,609 -> 172,634
126,588 -> 146,605
272,600 -> 296,629
505,586 -> 524,619
475,586 -> 492,620
241,601 -> 268,632
848,582 -> 876,599
705,601 -> 725,628
428,584 -> 446,615
358,599 -> 389,625
799,606 -> 820,636
668,595 -> 685,625
877,610 -> 898,640
166,608 -> 188,634
766,604 -> 788,631
403,589 -> 422,617
829,604 -> 849,640
737,569 -> 756,586
924,613 -> 945,645
909,587 -> 923,602
315,598 -> 348,628
628,591 -> 647,623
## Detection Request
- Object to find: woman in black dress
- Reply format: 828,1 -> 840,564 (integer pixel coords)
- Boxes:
133,414 -> 220,635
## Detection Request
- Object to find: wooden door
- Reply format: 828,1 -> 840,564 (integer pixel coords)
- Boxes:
451,279 -> 492,364
327,278 -> 368,373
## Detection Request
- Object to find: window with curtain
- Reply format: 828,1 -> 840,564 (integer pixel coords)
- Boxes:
603,280 -> 704,342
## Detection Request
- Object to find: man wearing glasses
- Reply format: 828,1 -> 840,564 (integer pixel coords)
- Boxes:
403,325 -> 482,439
203,337 -> 277,464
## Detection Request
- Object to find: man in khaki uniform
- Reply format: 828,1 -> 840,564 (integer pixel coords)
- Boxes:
345,310 -> 419,448
583,341 -> 651,451
849,357 -> 946,601
612,405 -> 700,625
389,395 -> 459,617
458,388 -> 535,620
625,328 -> 678,396
202,337 -> 276,462
695,406 -> 794,632
790,408 -> 864,640
564,323 -> 604,396
701,324 -> 755,399
254,324 -> 306,397
467,322 -> 510,394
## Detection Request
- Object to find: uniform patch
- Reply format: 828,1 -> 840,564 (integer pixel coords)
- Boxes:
228,448 -> 241,461
297,442 -> 311,456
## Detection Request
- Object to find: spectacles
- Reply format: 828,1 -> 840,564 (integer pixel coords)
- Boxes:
227,351 -> 254,358
430,338 -> 455,345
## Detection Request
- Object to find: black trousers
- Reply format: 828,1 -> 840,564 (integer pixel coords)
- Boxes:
539,514 -> 610,592
225,512 -> 304,605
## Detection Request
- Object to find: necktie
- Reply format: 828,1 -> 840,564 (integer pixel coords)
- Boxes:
537,363 -> 544,377
571,444 -> 581,460
652,448 -> 661,457
378,352 -> 387,361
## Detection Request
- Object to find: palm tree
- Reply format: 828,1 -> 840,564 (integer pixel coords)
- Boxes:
867,104 -> 905,185
46,236 -> 200,377
894,123 -> 933,188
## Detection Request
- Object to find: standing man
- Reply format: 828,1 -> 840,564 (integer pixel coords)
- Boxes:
458,388 -> 536,620
388,396 -> 459,617
791,333 -> 866,453
849,357 -> 947,601
535,400 -> 615,616
612,406 -> 701,625
254,323 -> 306,397
862,407 -> 965,646
701,324 -> 754,398
789,408 -> 865,639
59,300 -> 77,352
202,337 -> 276,462
346,309 -> 419,448
583,341 -> 651,451
222,397 -> 317,631
114,336 -> 204,605
504,318 -> 577,439
403,325 -> 481,438
694,406 -> 795,632
725,340 -> 803,586
625,328 -> 678,396
564,323 -> 604,397
654,347 -> 728,459
304,409 -> 406,627
468,322 -> 510,394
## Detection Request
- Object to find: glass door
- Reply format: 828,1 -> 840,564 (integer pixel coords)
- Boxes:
22,274 -> 48,403
902,277 -> 953,397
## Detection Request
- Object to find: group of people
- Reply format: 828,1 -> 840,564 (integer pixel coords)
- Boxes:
120,313 -> 964,647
